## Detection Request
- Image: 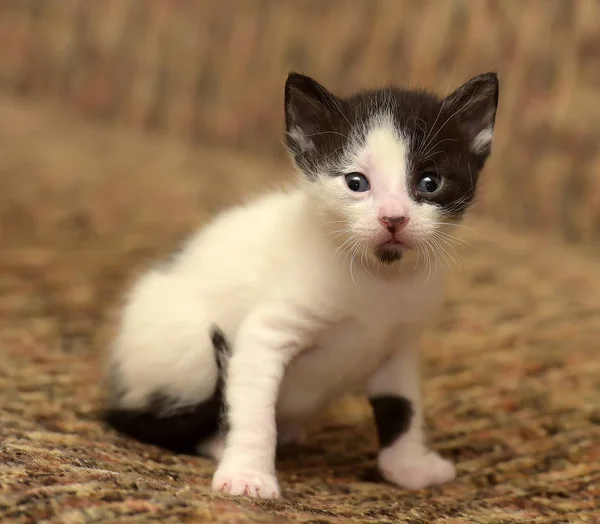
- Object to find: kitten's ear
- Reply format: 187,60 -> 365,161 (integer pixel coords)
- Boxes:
443,72 -> 499,156
284,73 -> 343,154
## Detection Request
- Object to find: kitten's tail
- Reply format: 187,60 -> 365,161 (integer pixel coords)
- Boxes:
104,326 -> 231,454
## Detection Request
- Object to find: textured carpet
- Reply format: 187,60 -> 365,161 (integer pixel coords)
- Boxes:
0,97 -> 599,523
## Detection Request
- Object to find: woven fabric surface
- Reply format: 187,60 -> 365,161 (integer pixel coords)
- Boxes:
0,98 -> 598,523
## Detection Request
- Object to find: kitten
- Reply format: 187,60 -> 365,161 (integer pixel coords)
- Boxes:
104,71 -> 499,499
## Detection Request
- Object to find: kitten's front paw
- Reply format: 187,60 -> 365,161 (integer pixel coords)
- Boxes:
212,465 -> 280,499
378,447 -> 455,490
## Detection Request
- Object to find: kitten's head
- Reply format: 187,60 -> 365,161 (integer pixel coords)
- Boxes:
285,72 -> 499,267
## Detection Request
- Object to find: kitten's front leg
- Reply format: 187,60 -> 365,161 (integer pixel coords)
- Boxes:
367,328 -> 455,490
212,305 -> 313,499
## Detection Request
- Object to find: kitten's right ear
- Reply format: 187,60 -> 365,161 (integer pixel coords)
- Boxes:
284,73 -> 343,155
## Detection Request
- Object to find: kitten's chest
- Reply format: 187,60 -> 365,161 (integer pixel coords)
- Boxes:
277,315 -> 391,421
277,275 -> 438,421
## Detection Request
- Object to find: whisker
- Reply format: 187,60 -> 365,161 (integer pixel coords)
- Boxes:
360,243 -> 373,276
418,104 -> 445,156
330,97 -> 353,129
436,230 -> 476,249
299,130 -> 351,141
414,240 -> 421,271
345,239 -> 362,263
336,236 -> 358,259
422,139 -> 458,161
420,240 -> 429,276
422,239 -> 434,284
430,237 -> 453,273
344,238 -> 362,263
432,234 -> 462,273
328,231 -> 353,243
327,227 -> 353,238
420,89 -> 477,160
428,239 -> 444,282
431,221 -> 497,245
348,242 -> 361,286
322,144 -> 347,162
417,68 -> 457,156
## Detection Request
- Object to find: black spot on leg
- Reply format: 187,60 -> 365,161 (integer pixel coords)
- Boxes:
369,395 -> 414,448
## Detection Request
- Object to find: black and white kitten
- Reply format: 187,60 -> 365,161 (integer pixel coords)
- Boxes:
105,71 -> 499,499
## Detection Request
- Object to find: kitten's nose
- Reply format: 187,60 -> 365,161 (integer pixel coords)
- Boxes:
379,215 -> 409,233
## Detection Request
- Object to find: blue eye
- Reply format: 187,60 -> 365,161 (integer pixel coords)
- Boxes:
345,173 -> 370,192
417,172 -> 441,194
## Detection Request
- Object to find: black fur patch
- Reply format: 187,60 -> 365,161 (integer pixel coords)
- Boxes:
211,326 -> 230,374
285,72 -> 499,219
105,326 -> 231,454
374,247 -> 403,264
369,395 -> 414,449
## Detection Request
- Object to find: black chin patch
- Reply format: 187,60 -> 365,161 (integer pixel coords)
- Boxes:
374,248 -> 403,264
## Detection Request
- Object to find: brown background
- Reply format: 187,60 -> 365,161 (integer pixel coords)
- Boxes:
0,1 -> 599,523
2,0 -> 600,243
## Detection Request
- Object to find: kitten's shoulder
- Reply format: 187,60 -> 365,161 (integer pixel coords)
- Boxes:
174,185 -> 314,270
208,184 -> 306,230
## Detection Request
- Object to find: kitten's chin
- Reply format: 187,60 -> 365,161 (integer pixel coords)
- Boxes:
374,244 -> 404,264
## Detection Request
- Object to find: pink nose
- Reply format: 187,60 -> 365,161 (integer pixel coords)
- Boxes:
379,215 -> 409,232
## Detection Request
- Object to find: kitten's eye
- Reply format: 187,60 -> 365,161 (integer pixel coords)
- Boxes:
345,172 -> 370,192
417,172 -> 441,194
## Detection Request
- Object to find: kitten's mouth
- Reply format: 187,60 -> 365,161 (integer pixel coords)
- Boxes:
380,235 -> 412,249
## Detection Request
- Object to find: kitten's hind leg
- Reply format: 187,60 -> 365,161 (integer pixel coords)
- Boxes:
197,433 -> 226,461
196,327 -> 230,461
277,422 -> 307,446
105,315 -> 231,456
104,390 -> 223,454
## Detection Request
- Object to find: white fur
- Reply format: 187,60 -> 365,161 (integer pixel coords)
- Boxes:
108,120 -> 455,499
288,126 -> 315,152
472,127 -> 493,154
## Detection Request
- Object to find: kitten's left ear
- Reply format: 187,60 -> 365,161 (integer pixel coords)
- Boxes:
443,73 -> 499,156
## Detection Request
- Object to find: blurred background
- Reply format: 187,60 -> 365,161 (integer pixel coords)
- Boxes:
2,0 -> 600,247
1,1 -> 599,522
